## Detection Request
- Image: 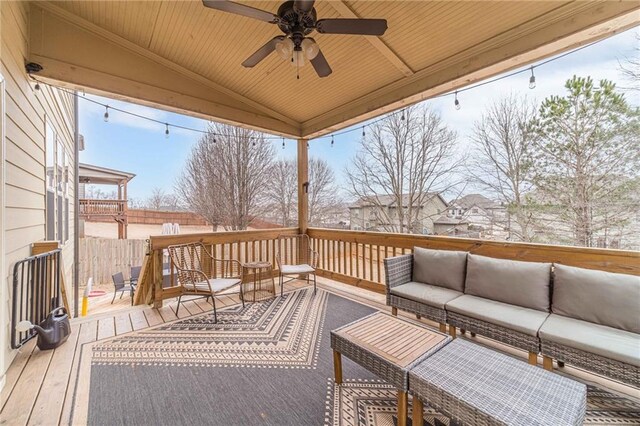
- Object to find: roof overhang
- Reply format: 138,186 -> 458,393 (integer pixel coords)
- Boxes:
79,163 -> 136,185
28,1 -> 640,139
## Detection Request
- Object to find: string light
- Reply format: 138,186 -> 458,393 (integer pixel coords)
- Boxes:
282,137 -> 285,149
529,66 -> 536,89
165,123 -> 170,139
27,37 -> 601,145
362,126 -> 365,138
251,136 -> 255,147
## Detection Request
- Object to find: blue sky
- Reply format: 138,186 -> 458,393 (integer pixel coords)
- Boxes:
79,27 -> 639,203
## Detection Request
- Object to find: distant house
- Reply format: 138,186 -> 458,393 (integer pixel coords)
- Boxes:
433,216 -> 470,236
349,193 -> 448,234
448,194 -> 508,238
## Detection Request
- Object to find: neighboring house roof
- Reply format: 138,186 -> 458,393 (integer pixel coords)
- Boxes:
434,215 -> 468,225
79,163 -> 136,185
349,192 -> 447,209
450,194 -> 502,211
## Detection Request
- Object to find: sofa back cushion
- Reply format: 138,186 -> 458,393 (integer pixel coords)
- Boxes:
465,254 -> 552,312
412,247 -> 467,292
553,264 -> 640,334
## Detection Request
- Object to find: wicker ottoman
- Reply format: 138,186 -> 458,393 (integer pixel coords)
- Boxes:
409,339 -> 587,426
331,312 -> 451,426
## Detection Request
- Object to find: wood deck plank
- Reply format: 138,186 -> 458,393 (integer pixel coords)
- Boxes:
158,305 -> 179,322
27,325 -> 81,425
129,310 -> 149,331
0,348 -> 54,426
182,300 -> 203,316
143,308 -> 164,327
58,321 -> 98,425
96,317 -> 116,341
0,339 -> 37,411
114,313 -> 133,335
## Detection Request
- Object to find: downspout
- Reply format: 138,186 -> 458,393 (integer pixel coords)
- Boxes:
73,92 -> 80,317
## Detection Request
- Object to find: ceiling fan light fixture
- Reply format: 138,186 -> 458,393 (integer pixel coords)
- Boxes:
290,49 -> 306,68
301,38 -> 319,60
275,37 -> 294,60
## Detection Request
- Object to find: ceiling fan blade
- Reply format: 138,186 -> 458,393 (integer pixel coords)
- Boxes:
202,1 -> 279,23
242,36 -> 284,68
316,19 -> 388,36
293,0 -> 315,14
310,48 -> 332,78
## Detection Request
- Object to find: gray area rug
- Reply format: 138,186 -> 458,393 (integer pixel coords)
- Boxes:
87,288 -> 640,425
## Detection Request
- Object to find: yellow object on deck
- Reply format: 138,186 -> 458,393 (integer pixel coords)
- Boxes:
81,287 -> 89,317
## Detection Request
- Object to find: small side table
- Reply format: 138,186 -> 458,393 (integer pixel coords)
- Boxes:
241,262 -> 276,302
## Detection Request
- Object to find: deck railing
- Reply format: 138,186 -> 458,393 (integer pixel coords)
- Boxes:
136,227 -> 640,305
134,228 -> 299,306
307,227 -> 640,293
79,199 -> 126,216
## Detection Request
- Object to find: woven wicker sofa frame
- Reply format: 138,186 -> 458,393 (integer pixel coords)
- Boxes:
541,339 -> 639,388
384,253 -> 540,362
384,254 -> 448,333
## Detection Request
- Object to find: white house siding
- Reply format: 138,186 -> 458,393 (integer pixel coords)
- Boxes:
1,1 -> 76,387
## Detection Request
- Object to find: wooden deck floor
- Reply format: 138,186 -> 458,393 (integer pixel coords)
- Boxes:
0,277 -> 636,425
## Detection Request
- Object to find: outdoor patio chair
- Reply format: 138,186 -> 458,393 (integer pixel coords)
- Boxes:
130,266 -> 142,286
276,234 -> 318,296
167,242 -> 243,322
111,272 -> 136,305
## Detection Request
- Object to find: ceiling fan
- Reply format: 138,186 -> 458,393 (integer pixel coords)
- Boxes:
202,0 -> 388,78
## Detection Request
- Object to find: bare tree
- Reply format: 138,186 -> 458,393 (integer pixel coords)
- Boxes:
178,123 -> 275,230
618,33 -> 639,91
265,159 -> 298,227
346,105 -> 461,234
308,158 -> 341,226
146,187 -> 166,210
467,94 -> 537,241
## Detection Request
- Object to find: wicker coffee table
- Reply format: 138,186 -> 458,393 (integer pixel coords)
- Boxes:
241,261 -> 276,302
409,339 -> 587,426
331,312 -> 451,426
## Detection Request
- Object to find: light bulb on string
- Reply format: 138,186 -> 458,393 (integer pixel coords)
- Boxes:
165,123 -> 170,139
529,67 -> 536,89
401,109 -> 405,121
282,137 -> 285,149
103,106 -> 110,122
454,91 -> 461,110
362,126 -> 366,138
331,135 -> 334,147
251,136 -> 255,147
34,81 -> 40,91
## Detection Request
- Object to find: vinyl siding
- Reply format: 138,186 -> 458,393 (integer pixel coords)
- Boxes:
1,1 -> 76,382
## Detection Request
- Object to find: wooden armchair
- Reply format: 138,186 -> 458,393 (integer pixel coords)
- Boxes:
167,242 -> 242,322
275,234 -> 318,296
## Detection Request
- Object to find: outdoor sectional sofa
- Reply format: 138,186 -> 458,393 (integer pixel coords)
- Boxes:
384,247 -> 640,388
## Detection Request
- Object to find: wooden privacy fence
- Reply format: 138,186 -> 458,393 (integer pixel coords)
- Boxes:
134,228 -> 299,307
307,227 -> 640,294
78,238 -> 147,286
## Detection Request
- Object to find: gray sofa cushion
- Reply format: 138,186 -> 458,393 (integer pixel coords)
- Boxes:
390,282 -> 463,309
553,264 -> 640,334
412,247 -> 467,292
465,254 -> 551,312
540,314 -> 640,367
446,295 -> 549,336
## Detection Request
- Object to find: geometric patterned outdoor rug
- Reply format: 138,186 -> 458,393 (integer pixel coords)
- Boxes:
79,287 -> 640,425
326,380 -> 640,425
92,288 -> 328,368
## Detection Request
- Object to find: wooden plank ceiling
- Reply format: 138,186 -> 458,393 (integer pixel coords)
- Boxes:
31,1 -> 640,138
